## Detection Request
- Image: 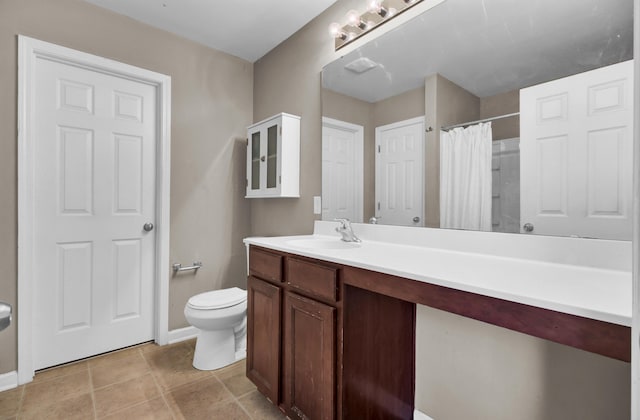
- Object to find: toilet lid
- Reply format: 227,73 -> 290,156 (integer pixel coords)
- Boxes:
187,287 -> 247,310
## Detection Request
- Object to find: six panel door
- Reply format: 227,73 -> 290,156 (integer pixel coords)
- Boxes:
322,119 -> 360,222
33,56 -> 157,369
375,117 -> 425,227
520,60 -> 633,239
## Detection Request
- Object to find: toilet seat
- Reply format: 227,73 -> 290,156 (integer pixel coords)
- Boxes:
187,287 -> 247,310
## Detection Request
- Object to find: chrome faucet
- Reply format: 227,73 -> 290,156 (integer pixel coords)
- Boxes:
334,218 -> 361,242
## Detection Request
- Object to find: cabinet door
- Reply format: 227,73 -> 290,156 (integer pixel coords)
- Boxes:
248,129 -> 262,194
246,120 -> 281,197
283,292 -> 336,420
247,276 -> 281,404
264,122 -> 280,192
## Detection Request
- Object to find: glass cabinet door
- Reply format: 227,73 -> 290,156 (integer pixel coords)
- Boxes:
251,131 -> 261,191
266,124 -> 278,189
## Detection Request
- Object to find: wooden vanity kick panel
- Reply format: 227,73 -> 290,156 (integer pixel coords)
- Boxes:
249,246 -> 283,283
287,257 -> 338,302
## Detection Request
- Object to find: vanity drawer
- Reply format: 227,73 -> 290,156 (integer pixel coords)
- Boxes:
287,257 -> 338,302
249,246 -> 283,283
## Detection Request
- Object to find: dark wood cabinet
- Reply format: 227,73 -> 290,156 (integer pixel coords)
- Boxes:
247,247 -> 340,419
247,245 -> 416,420
246,275 -> 281,404
283,292 -> 336,420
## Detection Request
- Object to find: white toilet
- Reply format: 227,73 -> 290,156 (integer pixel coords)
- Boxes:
184,287 -> 247,371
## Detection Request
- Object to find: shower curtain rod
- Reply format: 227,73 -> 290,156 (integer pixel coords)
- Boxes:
441,112 -> 520,131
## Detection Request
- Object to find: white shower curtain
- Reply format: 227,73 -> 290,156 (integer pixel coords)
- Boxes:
440,122 -> 492,231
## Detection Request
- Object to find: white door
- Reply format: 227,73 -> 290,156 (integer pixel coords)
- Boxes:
520,60 -> 633,239
33,57 -> 157,369
375,117 -> 424,227
322,117 -> 364,222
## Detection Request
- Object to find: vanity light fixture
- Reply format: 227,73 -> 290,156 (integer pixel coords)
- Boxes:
329,0 -> 423,50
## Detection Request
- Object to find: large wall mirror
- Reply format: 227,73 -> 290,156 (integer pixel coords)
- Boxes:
321,0 -> 633,240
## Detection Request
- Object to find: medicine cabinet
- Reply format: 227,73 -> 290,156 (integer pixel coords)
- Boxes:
246,113 -> 300,198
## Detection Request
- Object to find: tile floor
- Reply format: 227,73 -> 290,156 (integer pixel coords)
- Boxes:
0,340 -> 286,419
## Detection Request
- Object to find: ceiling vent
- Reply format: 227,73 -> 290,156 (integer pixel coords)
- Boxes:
344,57 -> 378,74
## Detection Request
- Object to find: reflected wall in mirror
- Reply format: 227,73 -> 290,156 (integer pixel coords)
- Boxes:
321,0 -> 634,240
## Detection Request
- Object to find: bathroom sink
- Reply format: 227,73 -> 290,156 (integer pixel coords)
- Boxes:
286,238 -> 361,250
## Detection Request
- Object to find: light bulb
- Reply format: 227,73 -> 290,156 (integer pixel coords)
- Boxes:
347,9 -> 369,30
346,9 -> 361,26
387,7 -> 397,17
329,22 -> 341,36
367,0 -> 383,13
367,0 -> 388,17
328,22 -> 347,40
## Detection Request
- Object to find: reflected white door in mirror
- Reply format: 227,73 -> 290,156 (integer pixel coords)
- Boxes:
520,60 -> 633,240
375,117 -> 425,227
321,117 -> 364,222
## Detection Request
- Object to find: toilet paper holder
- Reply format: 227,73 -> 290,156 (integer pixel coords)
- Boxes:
173,261 -> 203,273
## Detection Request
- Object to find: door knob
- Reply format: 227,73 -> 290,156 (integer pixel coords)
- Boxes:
413,216 -> 420,223
0,302 -> 11,332
523,223 -> 534,232
143,223 -> 154,232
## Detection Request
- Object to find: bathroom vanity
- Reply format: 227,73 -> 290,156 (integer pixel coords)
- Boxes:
244,222 -> 632,419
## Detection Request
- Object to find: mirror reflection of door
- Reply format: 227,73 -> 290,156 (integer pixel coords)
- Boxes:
520,60 -> 633,240
321,117 -> 364,222
375,117 -> 425,227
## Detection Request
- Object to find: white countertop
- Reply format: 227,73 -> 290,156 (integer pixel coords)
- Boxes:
244,229 -> 632,327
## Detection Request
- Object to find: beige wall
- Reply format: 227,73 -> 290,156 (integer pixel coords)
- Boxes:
255,2 -> 630,417
372,86 -> 425,127
480,89 -> 520,140
252,0 -> 367,237
0,0 -> 253,373
416,305 -> 630,419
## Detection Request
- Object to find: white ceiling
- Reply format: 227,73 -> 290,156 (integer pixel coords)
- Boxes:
322,0 -> 633,102
84,0 -> 337,62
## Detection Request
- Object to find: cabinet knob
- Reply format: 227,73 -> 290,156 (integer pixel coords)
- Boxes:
260,155 -> 265,162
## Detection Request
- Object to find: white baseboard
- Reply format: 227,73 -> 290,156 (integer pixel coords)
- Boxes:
0,371 -> 18,392
414,409 -> 434,420
167,326 -> 199,344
